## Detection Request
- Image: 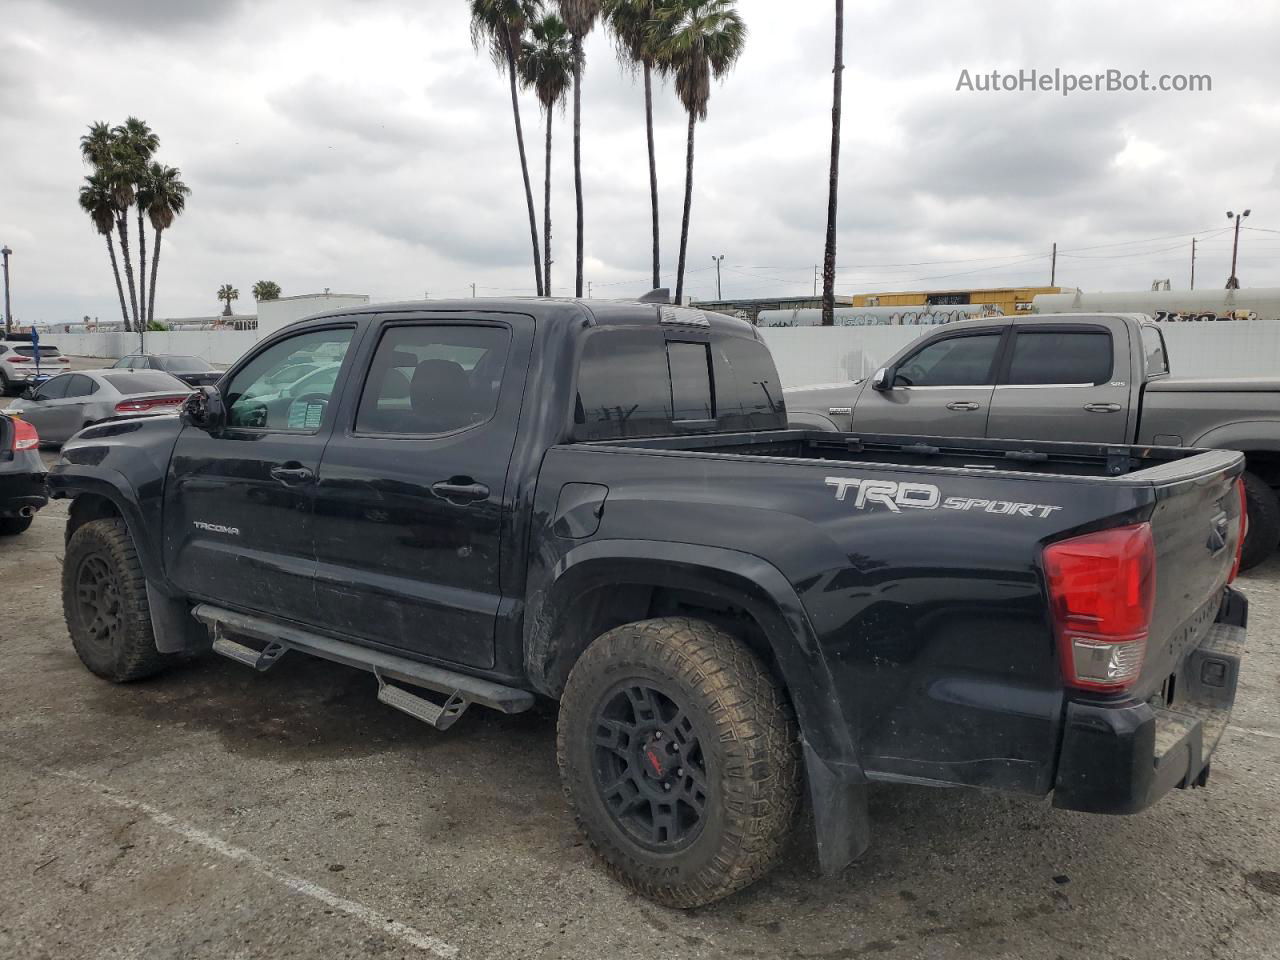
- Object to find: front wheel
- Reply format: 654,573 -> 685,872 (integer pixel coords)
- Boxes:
1240,471 -> 1279,572
62,517 -> 169,681
557,618 -> 801,908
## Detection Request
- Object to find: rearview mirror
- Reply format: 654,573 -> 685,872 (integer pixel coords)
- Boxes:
871,367 -> 891,392
181,386 -> 226,432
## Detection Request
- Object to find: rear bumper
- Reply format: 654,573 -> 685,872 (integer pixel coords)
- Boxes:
1052,586 -> 1247,815
0,459 -> 48,516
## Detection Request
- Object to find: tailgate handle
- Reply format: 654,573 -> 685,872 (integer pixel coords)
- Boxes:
1084,402 -> 1121,413
945,401 -> 980,411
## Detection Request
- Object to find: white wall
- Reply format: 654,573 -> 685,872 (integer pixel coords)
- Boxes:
257,294 -> 369,336
763,322 -> 1280,389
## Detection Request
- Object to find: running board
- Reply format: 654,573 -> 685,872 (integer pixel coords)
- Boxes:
191,604 -> 535,724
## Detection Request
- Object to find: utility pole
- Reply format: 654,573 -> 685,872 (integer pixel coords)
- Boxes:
1226,209 -> 1250,289
587,281 -> 593,299
1,245 -> 12,337
813,265 -> 819,297
711,255 -> 724,300
1190,238 -> 1196,290
471,283 -> 477,297
1050,242 -> 1057,287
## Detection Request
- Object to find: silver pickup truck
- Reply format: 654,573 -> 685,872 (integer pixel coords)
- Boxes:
785,313 -> 1280,568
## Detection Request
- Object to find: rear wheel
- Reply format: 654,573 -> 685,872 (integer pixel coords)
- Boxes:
1241,471 -> 1279,572
557,617 -> 801,908
0,515 -> 32,535
62,517 -> 169,681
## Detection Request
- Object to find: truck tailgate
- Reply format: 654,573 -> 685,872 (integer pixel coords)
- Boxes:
1133,450 -> 1244,699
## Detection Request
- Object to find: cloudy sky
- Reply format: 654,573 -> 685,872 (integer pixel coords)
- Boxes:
3,0 -> 1280,323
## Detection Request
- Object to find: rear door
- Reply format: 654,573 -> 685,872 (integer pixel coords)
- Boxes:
162,322 -> 361,623
851,326 -> 1006,437
310,314 -> 533,669
986,319 -> 1133,443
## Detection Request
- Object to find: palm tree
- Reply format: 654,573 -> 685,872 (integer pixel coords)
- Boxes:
555,0 -> 602,297
114,117 -> 160,324
470,0 -> 545,297
652,0 -> 746,304
520,13 -> 577,296
217,284 -> 239,317
821,0 -> 844,326
604,0 -> 662,290
78,173 -> 130,326
139,163 -> 191,324
252,280 -> 282,301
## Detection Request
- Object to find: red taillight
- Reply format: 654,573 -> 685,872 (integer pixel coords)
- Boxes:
57,356 -> 69,363
114,395 -> 188,414
11,418 -> 39,451
1229,476 -> 1248,584
7,356 -> 30,363
1043,523 -> 1155,694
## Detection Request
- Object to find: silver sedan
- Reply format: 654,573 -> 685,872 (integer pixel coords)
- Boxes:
7,369 -> 193,445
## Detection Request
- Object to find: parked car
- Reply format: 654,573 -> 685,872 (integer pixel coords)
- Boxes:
785,312 -> 1280,568
111,353 -> 222,387
0,413 -> 46,535
48,298 -> 1248,908
0,338 -> 69,395
8,369 -> 192,445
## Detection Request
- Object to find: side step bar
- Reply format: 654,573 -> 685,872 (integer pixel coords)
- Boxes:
192,604 -> 535,727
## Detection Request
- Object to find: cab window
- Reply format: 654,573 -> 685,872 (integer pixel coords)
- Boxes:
34,376 -> 72,400
225,328 -> 354,431
1005,330 -> 1112,386
895,333 -> 1002,387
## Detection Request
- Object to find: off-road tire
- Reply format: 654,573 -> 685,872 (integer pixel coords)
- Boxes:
62,517 -> 168,682
557,617 -> 801,908
0,515 -> 33,535
1241,471 -> 1279,572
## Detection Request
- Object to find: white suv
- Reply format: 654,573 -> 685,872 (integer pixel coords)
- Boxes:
0,341 -> 69,395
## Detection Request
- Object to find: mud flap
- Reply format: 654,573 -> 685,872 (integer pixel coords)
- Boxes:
803,740 -> 871,876
147,583 -> 210,653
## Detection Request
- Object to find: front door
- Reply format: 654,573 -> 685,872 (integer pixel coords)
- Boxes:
19,374 -> 80,444
852,327 -> 1006,437
310,315 -> 532,669
986,320 -> 1132,443
162,323 -> 360,623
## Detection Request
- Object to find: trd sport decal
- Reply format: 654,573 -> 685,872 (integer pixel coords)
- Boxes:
825,476 -> 1062,518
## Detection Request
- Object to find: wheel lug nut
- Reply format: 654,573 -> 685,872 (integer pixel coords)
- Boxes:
654,732 -> 662,740
672,743 -> 680,751
663,783 -> 671,791
677,768 -> 684,777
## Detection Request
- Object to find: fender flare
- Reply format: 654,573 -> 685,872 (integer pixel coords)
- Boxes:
1190,421 -> 1280,460
527,538 -> 857,769
787,411 -> 842,431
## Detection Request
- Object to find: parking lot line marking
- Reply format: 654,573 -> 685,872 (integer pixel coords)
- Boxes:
47,767 -> 460,959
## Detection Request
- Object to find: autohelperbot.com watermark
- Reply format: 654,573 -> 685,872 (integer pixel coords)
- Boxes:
955,68 -> 1212,97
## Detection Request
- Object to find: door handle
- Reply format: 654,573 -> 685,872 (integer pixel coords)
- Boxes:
431,479 -> 490,504
945,401 -> 981,411
269,463 -> 314,484
1083,403 -> 1122,413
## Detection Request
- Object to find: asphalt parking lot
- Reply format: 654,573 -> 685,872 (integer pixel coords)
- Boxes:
1,400 -> 1278,959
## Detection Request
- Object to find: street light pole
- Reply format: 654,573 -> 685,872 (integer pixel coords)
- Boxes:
711,255 -> 724,300
1,245 -> 12,337
1226,208 -> 1250,289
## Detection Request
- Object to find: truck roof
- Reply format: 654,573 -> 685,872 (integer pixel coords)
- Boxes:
288,298 -> 763,339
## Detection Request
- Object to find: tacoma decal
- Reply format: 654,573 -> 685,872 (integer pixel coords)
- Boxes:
194,520 -> 241,536
825,476 -> 1062,518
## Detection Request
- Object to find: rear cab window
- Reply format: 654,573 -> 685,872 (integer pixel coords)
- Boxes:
1140,325 -> 1169,377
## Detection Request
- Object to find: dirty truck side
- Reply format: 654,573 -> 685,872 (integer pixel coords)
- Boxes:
49,298 -> 1249,908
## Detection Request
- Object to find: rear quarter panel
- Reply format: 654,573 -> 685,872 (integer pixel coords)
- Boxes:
531,443 -> 1160,794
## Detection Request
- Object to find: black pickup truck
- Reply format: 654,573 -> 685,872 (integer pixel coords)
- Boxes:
50,298 -> 1248,907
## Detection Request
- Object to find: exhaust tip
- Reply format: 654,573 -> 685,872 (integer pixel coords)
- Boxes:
18,506 -> 35,518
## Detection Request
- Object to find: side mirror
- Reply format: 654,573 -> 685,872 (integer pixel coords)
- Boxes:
871,367 -> 891,392
20,386 -> 35,400
181,386 -> 226,432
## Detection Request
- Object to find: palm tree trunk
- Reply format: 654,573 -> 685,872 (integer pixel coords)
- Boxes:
674,111 -> 696,305
572,40 -> 584,298
821,0 -> 845,326
644,61 -> 660,291
543,108 -> 553,297
148,230 -> 163,324
506,39 -> 544,297
136,207 -> 148,326
104,234 -> 130,326
115,215 -> 138,332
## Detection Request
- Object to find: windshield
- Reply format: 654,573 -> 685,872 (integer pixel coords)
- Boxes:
103,372 -> 188,394
159,356 -> 212,373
